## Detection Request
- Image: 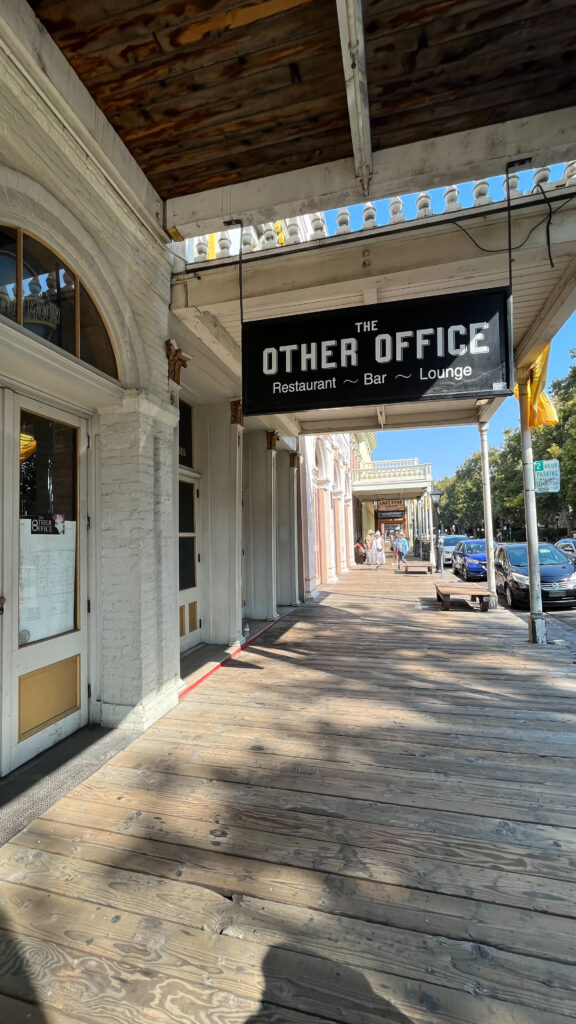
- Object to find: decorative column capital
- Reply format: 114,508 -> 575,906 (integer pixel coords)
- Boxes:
230,399 -> 243,425
266,430 -> 279,451
165,340 -> 188,384
289,452 -> 301,469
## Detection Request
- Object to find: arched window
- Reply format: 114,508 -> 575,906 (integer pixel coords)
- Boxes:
0,225 -> 119,379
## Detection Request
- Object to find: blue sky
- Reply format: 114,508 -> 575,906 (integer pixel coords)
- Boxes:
372,312 -> 576,478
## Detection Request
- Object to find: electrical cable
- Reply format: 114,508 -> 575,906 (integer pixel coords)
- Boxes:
451,194 -> 574,257
223,218 -> 245,327
531,181 -> 555,268
506,164 -> 513,292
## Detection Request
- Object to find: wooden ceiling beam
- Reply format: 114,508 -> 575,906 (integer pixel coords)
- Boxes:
148,135 -> 350,200
363,0 -> 574,57
336,0 -> 372,194
165,105 -> 576,237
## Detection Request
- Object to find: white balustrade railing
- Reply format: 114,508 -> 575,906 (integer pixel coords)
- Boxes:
188,161 -> 576,264
369,457 -> 418,467
353,462 -> 432,482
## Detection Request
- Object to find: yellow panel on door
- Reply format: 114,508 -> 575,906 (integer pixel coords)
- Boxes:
19,655 -> 80,741
188,601 -> 198,632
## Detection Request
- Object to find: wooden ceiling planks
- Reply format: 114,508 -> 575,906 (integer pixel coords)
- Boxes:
364,0 -> 576,152
29,0 -> 350,198
28,0 -> 576,201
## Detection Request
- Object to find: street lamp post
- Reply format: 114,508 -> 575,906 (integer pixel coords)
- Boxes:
430,485 -> 443,575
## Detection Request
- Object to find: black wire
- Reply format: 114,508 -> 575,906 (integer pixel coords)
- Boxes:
452,194 -> 574,256
224,218 -> 245,326
505,165 -> 513,292
531,181 -> 555,268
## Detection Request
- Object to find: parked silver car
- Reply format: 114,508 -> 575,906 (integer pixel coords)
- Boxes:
439,534 -> 469,566
556,538 -> 576,563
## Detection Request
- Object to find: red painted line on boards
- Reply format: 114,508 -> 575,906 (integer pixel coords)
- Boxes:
178,611 -> 292,700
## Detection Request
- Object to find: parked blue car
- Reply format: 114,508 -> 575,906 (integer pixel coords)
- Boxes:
452,540 -> 487,580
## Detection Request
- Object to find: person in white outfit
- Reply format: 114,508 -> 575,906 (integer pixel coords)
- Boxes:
364,530 -> 375,565
373,530 -> 386,570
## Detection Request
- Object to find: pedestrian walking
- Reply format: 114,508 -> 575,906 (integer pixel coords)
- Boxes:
354,539 -> 366,564
373,530 -> 386,570
364,530 -> 375,566
394,531 -> 409,572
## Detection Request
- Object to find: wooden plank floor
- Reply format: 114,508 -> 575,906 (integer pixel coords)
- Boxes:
2,563 -> 576,1023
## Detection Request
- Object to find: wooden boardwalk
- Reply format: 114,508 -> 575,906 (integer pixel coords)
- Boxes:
1,563 -> 576,1023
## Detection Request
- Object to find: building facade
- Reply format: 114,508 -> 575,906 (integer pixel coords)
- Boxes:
0,6 -> 360,774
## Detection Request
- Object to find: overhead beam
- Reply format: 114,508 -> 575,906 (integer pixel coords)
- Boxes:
335,0 -> 372,194
514,258 -> 576,368
166,107 -> 576,238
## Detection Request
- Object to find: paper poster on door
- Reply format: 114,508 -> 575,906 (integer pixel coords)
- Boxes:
19,519 -> 77,643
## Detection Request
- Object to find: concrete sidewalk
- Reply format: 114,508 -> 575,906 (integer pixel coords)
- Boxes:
1,564 -> 576,1023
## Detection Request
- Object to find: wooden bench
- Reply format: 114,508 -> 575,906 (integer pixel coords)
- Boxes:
435,583 -> 491,612
400,561 -> 434,574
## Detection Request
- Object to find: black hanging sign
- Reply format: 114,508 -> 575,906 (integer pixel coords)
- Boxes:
242,287 -> 512,416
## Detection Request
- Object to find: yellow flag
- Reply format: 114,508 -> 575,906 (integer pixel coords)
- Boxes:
514,343 -> 559,426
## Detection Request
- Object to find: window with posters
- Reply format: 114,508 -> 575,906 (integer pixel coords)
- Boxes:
18,410 -> 78,645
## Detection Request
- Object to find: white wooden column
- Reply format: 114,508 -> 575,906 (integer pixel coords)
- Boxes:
478,422 -> 498,608
418,499 -> 424,556
288,452 -> 301,603
427,492 -> 436,569
228,401 -> 244,643
195,399 -> 243,646
276,450 -> 300,607
299,439 -> 319,599
333,490 -> 349,575
245,430 -> 278,620
344,496 -> 354,567
517,370 -> 547,643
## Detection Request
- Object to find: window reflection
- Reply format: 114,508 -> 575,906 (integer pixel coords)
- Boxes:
79,284 -> 118,378
22,236 -> 76,354
0,226 -> 18,323
2,224 -> 120,380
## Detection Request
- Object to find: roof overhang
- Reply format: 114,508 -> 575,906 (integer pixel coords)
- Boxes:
171,187 -> 576,434
353,483 -> 429,501
25,0 -> 576,235
167,108 -> 576,238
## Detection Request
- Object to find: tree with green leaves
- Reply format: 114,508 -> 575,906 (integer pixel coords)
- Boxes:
437,346 -> 576,538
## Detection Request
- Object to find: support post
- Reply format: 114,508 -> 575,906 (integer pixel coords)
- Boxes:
517,371 -> 547,644
427,493 -> 436,570
478,422 -> 498,608
276,451 -> 301,606
288,452 -> 301,602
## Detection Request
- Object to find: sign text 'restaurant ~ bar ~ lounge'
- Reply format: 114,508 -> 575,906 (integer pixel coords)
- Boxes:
242,288 -> 512,417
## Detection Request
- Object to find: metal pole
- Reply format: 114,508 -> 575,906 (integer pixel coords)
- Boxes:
427,493 -> 436,569
478,421 -> 498,608
434,505 -> 443,575
517,371 -> 547,644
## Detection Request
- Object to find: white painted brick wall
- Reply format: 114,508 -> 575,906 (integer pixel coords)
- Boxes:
97,396 -> 180,727
0,24 -> 184,733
